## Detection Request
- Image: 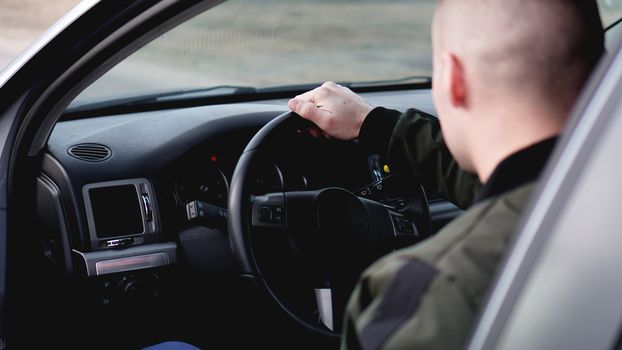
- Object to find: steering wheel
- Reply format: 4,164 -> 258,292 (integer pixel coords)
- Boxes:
228,111 -> 430,339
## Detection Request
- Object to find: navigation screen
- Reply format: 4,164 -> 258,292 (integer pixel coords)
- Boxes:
89,185 -> 144,238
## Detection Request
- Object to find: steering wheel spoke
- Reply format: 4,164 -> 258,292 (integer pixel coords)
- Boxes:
250,193 -> 286,229
315,288 -> 334,331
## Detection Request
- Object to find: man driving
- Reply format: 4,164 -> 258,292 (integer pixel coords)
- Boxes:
288,0 -> 604,349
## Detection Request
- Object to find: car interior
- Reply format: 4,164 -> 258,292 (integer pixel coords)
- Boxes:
26,86 -> 455,349
4,1 -> 622,349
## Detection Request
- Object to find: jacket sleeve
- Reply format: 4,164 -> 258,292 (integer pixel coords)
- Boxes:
358,107 -> 480,209
340,184 -> 534,350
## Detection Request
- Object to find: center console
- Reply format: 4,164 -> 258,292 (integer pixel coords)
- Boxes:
75,179 -> 176,277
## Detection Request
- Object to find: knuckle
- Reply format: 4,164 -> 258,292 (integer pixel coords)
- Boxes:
322,81 -> 338,90
315,87 -> 329,99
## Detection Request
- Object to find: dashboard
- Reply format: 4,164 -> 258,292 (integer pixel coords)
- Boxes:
37,88 -> 445,299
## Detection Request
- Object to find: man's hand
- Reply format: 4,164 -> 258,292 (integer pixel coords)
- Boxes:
288,81 -> 374,140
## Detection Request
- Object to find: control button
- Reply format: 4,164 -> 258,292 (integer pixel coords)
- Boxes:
260,206 -> 272,223
358,184 -> 379,198
259,205 -> 284,224
106,237 -> 134,248
195,201 -> 209,217
141,194 -> 153,222
186,201 -> 199,219
186,200 -> 228,228
272,206 -> 283,223
390,214 -> 418,237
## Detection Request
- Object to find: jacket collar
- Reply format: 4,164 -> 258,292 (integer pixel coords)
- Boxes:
474,136 -> 558,203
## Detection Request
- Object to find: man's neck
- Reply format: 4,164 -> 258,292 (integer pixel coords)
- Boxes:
473,108 -> 564,183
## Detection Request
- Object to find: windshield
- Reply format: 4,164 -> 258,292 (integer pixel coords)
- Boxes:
600,0 -> 622,27
71,0 -> 433,109
70,0 -> 622,110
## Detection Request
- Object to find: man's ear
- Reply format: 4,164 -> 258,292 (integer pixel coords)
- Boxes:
443,53 -> 468,107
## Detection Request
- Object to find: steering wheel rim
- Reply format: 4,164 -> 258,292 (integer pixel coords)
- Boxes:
228,112 -> 310,275
228,111 -> 339,338
228,111 -> 430,338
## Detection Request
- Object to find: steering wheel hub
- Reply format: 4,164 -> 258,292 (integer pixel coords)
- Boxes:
316,188 -> 367,239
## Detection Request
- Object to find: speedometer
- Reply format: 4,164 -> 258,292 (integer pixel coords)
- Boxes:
251,162 -> 284,195
175,166 -> 229,207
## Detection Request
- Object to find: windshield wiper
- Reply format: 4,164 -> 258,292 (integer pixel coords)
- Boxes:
65,76 -> 431,116
152,85 -> 258,101
67,85 -> 257,113
254,76 -> 431,94
343,75 -> 431,88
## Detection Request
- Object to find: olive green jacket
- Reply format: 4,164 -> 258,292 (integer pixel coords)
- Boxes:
342,108 -> 540,350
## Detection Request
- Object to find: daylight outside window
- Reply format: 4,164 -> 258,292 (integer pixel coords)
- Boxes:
69,0 -> 622,110
71,0 -> 434,108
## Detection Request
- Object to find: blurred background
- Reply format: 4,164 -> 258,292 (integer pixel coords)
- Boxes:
2,0 -> 622,72
2,0 -> 622,107
0,0 -> 80,69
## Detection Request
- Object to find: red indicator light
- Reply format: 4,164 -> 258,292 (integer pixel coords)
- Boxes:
210,155 -> 218,162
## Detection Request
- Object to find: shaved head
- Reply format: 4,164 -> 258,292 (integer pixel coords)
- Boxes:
433,0 -> 603,113
430,0 -> 603,180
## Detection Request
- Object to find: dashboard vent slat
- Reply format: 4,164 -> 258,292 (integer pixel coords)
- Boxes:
68,144 -> 112,162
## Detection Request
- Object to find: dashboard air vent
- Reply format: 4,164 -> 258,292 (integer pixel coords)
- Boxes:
68,144 -> 112,162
